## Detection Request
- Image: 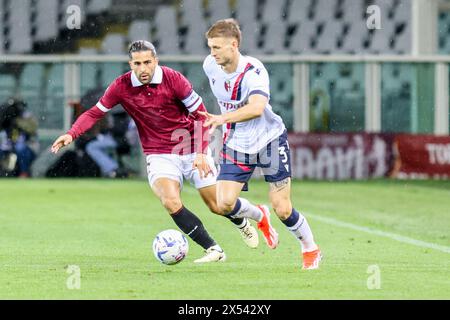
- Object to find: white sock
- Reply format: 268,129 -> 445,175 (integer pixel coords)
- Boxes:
283,209 -> 318,253
228,198 -> 263,222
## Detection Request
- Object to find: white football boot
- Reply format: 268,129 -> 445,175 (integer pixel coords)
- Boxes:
238,219 -> 259,248
194,245 -> 226,263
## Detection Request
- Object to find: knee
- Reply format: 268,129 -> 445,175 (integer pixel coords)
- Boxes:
217,198 -> 237,215
207,202 -> 222,215
271,200 -> 292,220
160,195 -> 183,213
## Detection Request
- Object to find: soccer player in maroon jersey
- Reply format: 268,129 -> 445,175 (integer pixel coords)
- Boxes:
51,41 -> 259,263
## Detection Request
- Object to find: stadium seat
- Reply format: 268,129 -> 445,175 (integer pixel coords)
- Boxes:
0,0 -> 4,54
86,0 -> 113,14
315,20 -> 344,54
0,75 -> 17,102
392,24 -> 411,54
100,63 -> 126,88
19,64 -> 46,121
340,20 -> 367,54
234,0 -> 262,55
34,0 -> 59,42
44,64 -> 65,129
7,0 -> 33,53
368,21 -> 396,53
154,6 -> 180,54
313,0 -> 337,22
289,20 -> 317,54
392,0 -> 411,22
207,0 -> 231,24
239,20 -> 263,55
184,26 -> 209,54
181,0 -> 204,19
46,64 -> 64,95
184,63 -> 209,91
128,20 -> 152,43
268,63 -> 293,105
101,33 -> 126,54
81,63 -> 100,96
263,22 -> 289,54
234,0 -> 259,24
180,0 -> 209,54
261,0 -> 286,24
341,0 -> 367,22
19,64 -> 45,93
287,0 -> 310,26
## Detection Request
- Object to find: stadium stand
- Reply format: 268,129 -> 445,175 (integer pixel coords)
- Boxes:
0,0 -> 445,134
207,0 -> 232,24
153,5 -> 180,54
0,0 -> 416,55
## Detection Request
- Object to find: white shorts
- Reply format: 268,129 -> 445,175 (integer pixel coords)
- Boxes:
146,151 -> 217,190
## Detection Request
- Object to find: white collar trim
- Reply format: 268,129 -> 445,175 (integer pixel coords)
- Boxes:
236,54 -> 247,73
131,65 -> 163,87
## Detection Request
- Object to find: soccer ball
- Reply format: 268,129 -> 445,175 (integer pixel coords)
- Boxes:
152,229 -> 189,265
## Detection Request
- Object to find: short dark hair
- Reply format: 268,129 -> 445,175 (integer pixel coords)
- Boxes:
128,40 -> 157,59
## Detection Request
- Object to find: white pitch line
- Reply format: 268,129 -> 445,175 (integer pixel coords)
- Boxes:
306,213 -> 450,254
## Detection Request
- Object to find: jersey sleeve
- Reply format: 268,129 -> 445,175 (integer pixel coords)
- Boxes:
97,79 -> 121,112
67,79 -> 121,139
202,55 -> 214,78
172,70 -> 204,113
245,66 -> 271,99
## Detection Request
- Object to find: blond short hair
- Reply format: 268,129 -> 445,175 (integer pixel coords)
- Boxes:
205,18 -> 242,47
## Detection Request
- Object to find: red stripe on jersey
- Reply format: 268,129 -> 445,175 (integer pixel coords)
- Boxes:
231,63 -> 253,101
223,123 -> 232,143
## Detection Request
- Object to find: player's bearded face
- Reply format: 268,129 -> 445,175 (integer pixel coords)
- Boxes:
129,51 -> 159,84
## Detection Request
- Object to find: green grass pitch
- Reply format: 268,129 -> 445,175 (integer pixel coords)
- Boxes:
0,179 -> 449,299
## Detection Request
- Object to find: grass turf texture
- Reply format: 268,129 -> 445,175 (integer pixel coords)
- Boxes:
0,179 -> 449,299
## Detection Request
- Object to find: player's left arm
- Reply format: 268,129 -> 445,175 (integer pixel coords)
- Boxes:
201,66 -> 270,133
190,103 -> 214,178
200,94 -> 267,134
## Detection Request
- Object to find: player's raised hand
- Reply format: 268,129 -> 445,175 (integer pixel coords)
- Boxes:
193,153 -> 213,179
51,134 -> 73,154
198,111 -> 225,135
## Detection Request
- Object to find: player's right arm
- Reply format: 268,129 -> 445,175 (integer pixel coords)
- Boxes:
51,81 -> 121,154
51,134 -> 73,153
50,107 -> 106,153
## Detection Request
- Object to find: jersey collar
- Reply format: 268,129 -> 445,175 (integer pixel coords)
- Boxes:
235,54 -> 248,73
131,65 -> 163,87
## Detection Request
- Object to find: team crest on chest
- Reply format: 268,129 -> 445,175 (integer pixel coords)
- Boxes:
224,80 -> 232,92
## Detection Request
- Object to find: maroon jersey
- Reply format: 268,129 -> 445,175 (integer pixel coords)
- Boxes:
67,66 -> 208,155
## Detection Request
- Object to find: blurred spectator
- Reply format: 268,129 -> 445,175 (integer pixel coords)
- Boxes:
0,98 -> 39,177
53,86 -> 136,178
85,106 -> 134,178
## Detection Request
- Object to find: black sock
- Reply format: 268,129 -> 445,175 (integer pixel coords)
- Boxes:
170,207 -> 216,250
226,216 -> 245,227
